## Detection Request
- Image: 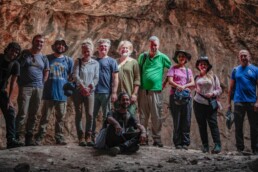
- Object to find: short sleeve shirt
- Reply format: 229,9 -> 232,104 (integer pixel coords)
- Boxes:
0,54 -> 20,90
231,64 -> 258,103
107,111 -> 138,130
138,51 -> 171,91
43,55 -> 74,101
95,57 -> 118,94
18,50 -> 49,88
167,65 -> 193,95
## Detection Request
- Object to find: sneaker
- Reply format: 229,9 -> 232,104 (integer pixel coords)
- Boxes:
182,145 -> 188,150
211,144 -> 221,154
202,145 -> 209,153
109,146 -> 120,156
153,141 -> 163,147
7,139 -> 24,149
56,139 -> 67,145
175,145 -> 182,149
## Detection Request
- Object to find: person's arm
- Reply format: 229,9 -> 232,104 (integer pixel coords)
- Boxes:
183,75 -> 195,90
8,75 -> 18,108
107,116 -> 122,134
43,56 -> 49,82
168,76 -> 185,91
131,85 -> 139,103
254,79 -> 258,112
227,79 -> 235,110
73,59 -> 83,86
131,61 -> 140,102
136,123 -> 147,143
111,72 -> 118,102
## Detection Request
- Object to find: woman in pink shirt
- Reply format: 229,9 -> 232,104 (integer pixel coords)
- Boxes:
167,50 -> 195,150
193,56 -> 222,154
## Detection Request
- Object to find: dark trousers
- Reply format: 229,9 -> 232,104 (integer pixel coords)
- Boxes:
0,90 -> 16,142
193,101 -> 221,146
234,102 -> 258,152
105,125 -> 140,152
169,95 -> 192,146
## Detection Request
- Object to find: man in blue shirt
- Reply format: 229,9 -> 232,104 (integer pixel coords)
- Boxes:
16,34 -> 49,146
228,49 -> 258,155
35,38 -> 73,145
92,39 -> 119,143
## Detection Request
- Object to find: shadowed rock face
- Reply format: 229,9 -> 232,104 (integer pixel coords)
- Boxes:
0,0 -> 257,150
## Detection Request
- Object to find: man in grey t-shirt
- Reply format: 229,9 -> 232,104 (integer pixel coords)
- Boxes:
16,34 -> 49,146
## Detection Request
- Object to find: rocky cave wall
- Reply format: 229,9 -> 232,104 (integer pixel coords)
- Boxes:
0,0 -> 258,150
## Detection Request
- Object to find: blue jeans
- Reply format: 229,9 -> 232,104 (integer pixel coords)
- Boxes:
92,93 -> 111,135
170,95 -> 192,146
234,102 -> 258,152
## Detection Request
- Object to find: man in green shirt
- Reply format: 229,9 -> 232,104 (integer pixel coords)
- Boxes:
138,36 -> 171,147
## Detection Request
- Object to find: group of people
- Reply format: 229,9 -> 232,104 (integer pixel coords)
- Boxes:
0,34 -> 257,156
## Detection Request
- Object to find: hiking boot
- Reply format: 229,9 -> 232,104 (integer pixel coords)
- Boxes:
7,139 -> 24,149
202,145 -> 209,153
182,145 -> 188,150
56,139 -> 67,145
153,141 -> 163,147
175,145 -> 182,149
78,138 -> 87,147
109,146 -> 120,156
211,144 -> 221,154
25,135 -> 36,146
85,135 -> 94,147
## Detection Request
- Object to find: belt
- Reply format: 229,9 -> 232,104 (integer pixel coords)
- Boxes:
145,90 -> 161,95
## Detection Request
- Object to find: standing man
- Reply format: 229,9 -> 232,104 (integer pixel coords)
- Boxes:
92,39 -> 119,142
138,36 -> 171,147
35,38 -> 73,145
228,49 -> 258,155
16,34 -> 49,146
0,42 -> 24,148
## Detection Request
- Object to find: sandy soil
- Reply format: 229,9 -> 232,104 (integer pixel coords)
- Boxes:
0,143 -> 257,172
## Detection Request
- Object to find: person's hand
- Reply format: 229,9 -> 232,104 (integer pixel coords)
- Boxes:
227,104 -> 232,111
204,92 -> 214,98
176,85 -> 184,91
139,132 -> 147,143
80,87 -> 90,96
131,94 -> 137,103
114,123 -> 122,135
254,102 -> 258,112
111,93 -> 117,103
7,100 -> 14,109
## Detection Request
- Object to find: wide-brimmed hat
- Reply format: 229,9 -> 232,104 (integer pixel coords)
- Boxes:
173,50 -> 191,63
51,38 -> 69,53
195,56 -> 213,72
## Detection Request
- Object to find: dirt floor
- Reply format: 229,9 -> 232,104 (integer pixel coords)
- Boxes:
0,143 -> 257,172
